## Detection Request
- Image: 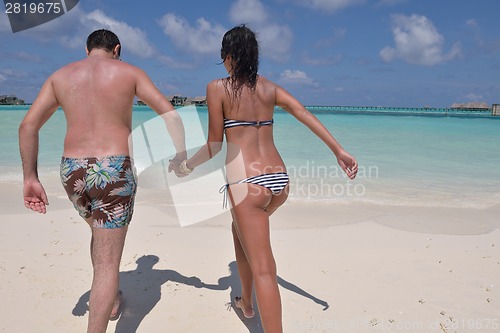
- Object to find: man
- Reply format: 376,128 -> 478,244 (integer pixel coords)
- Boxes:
19,29 -> 186,333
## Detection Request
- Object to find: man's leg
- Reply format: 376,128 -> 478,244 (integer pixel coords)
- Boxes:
86,218 -> 127,333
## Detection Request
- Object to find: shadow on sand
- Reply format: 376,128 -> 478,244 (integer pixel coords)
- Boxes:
73,256 -> 329,333
202,261 -> 329,333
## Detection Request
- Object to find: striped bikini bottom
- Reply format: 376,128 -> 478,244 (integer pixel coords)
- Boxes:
219,172 -> 289,208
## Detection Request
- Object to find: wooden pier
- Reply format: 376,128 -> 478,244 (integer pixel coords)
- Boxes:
302,105 -> 492,116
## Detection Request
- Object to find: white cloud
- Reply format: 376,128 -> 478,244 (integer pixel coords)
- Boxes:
82,10 -> 156,58
0,74 -> 6,82
229,0 -> 293,62
466,19 -> 477,27
158,0 -> 293,62
314,27 -> 346,48
229,0 -> 268,24
6,8 -> 157,59
303,52 -> 342,66
14,52 -> 44,63
6,5 -> 83,37
380,14 -> 462,66
465,93 -> 483,100
256,24 -> 294,62
280,69 -> 318,86
155,82 -> 181,93
377,0 -> 407,6
0,11 -> 12,32
0,69 -> 28,78
158,13 -> 226,55
294,0 -> 364,13
158,55 -> 196,70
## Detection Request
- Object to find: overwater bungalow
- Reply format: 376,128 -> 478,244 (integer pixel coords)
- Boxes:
492,104 -> 499,116
167,95 -> 187,107
0,95 -> 25,105
192,96 -> 207,106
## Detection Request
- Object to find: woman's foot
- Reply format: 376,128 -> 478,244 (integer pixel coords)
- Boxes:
235,296 -> 254,319
109,291 -> 123,321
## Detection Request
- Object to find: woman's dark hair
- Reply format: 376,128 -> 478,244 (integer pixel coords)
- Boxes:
221,25 -> 259,103
86,29 -> 121,57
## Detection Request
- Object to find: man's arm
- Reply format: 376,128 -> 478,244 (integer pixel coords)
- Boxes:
135,69 -> 187,166
19,77 -> 60,213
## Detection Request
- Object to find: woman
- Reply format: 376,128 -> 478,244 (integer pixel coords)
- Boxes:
176,25 -> 357,333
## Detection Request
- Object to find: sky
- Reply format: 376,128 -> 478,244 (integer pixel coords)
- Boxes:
0,0 -> 499,107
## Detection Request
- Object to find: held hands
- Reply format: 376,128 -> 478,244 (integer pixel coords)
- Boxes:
336,150 -> 358,180
168,158 -> 185,177
23,179 -> 49,214
168,153 -> 193,178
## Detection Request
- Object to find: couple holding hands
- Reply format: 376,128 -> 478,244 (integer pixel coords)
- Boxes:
20,26 -> 357,333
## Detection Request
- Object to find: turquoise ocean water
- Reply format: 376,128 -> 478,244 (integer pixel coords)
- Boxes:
2,105 -> 499,208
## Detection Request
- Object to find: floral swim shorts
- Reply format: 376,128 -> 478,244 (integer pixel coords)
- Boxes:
60,155 -> 137,229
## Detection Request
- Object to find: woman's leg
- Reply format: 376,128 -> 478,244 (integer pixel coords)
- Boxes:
231,220 -> 255,318
231,184 -> 289,316
230,184 -> 283,333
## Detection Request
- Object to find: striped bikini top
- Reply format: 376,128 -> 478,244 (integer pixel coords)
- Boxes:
224,118 -> 274,130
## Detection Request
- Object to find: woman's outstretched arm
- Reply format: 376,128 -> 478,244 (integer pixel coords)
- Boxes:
275,85 -> 358,179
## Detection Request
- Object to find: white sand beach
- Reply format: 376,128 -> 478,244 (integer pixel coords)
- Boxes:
1,181 -> 499,333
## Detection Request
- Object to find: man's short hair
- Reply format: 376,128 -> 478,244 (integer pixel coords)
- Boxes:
86,29 -> 121,56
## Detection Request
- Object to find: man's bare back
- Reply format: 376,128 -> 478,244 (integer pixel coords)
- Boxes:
52,54 -> 135,157
48,49 -> 177,157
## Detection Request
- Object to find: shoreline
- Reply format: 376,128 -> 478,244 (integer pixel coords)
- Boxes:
3,164 -> 499,212
3,181 -> 499,233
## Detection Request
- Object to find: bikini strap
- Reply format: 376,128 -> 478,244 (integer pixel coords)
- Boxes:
219,184 -> 230,209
